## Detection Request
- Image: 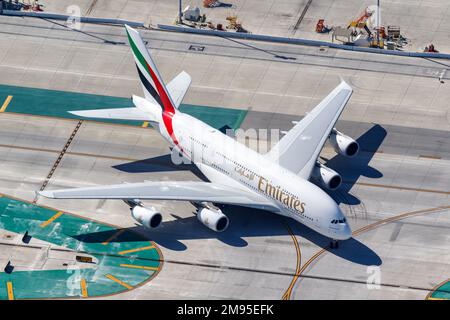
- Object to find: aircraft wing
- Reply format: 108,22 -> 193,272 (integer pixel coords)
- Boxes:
266,81 -> 353,178
167,71 -> 191,108
39,181 -> 280,211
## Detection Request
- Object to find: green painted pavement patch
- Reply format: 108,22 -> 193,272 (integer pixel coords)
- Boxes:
0,195 -> 162,299
430,280 -> 450,300
0,84 -> 247,130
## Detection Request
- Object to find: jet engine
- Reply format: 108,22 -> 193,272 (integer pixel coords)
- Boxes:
329,129 -> 359,157
311,162 -> 342,190
131,205 -> 162,229
197,207 -> 229,232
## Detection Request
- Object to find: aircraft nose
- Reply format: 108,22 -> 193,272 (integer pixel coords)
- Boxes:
341,222 -> 352,240
332,203 -> 352,240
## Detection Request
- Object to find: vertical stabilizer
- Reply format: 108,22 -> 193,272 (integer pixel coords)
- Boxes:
125,25 -> 176,114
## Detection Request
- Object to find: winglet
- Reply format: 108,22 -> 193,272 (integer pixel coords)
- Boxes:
38,190 -> 54,198
338,76 -> 352,92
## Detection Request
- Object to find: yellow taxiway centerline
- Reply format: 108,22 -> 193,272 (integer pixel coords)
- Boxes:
120,264 -> 159,271
80,278 -> 88,298
0,95 -> 13,113
102,229 -> 127,245
281,223 -> 301,301
7,282 -> 14,300
118,245 -> 155,255
40,211 -> 64,228
105,274 -> 133,290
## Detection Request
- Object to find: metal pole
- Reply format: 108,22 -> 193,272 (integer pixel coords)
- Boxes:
178,0 -> 182,24
377,0 -> 380,48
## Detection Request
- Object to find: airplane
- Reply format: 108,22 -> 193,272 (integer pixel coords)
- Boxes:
39,25 -> 360,248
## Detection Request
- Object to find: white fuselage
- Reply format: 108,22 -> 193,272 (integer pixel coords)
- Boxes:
158,112 -> 351,240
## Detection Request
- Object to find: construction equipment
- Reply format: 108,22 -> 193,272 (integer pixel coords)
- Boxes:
369,37 -> 384,49
347,7 -> 374,36
387,26 -> 400,41
203,0 -> 221,8
332,27 -> 354,44
424,44 -> 439,53
316,19 -> 332,33
226,15 -> 248,33
183,6 -> 201,22
226,15 -> 238,29
386,41 -> 395,50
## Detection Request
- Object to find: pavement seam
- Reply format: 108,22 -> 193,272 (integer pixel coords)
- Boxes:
293,0 -> 314,34
34,120 -> 83,202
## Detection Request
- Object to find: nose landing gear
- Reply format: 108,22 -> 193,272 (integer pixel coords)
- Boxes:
330,239 -> 339,249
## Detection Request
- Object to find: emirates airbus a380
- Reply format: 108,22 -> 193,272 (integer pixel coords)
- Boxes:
40,25 -> 360,247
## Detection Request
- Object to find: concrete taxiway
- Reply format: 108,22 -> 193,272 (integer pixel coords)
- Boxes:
0,13 -> 448,300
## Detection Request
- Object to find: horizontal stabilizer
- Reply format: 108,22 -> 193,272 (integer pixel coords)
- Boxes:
69,107 -> 151,121
167,71 -> 191,108
69,95 -> 162,123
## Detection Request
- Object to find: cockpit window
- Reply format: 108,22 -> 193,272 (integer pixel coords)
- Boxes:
332,218 -> 346,224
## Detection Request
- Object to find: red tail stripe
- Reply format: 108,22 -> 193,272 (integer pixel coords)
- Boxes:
144,61 -> 180,147
145,61 -> 175,114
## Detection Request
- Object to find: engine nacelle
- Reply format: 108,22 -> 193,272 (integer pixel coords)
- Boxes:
197,207 -> 229,232
311,163 -> 342,190
329,129 -> 359,157
131,205 -> 162,229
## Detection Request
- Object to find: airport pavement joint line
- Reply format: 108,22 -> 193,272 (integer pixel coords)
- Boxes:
282,205 -> 450,300
1,191 -> 447,297
0,140 -> 449,195
293,0 -> 314,33
0,217 -> 443,296
0,95 -> 12,113
35,120 -> 83,202
2,27 -> 449,80
2,18 -> 449,78
85,0 -> 98,16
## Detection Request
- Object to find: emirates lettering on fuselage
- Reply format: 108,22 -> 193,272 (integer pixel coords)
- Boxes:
258,177 -> 306,214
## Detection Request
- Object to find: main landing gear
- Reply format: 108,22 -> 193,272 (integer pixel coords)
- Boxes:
330,239 -> 339,249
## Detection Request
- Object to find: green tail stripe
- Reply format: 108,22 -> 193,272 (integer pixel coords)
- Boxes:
126,29 -> 150,77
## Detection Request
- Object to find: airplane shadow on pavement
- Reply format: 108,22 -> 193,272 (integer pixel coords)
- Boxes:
324,124 -> 387,205
74,205 -> 381,266
80,124 -> 388,266
112,154 -> 209,182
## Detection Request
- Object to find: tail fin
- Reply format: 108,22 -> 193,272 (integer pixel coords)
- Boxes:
125,25 -> 176,114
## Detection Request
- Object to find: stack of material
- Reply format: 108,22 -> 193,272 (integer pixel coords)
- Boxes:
203,0 -> 222,8
387,26 -> 400,40
315,19 -> 332,33
226,15 -> 247,33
